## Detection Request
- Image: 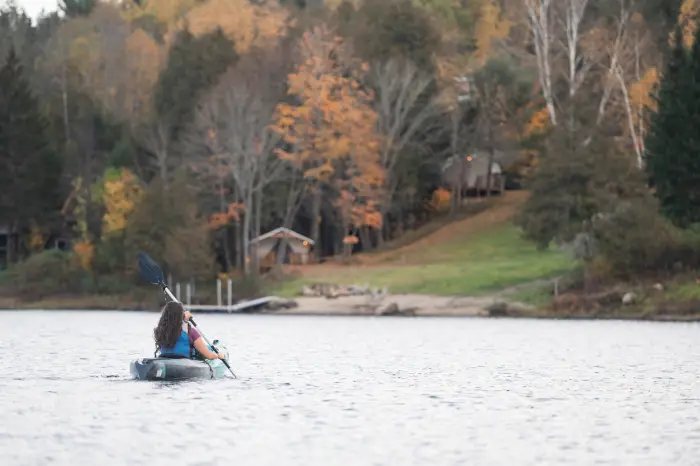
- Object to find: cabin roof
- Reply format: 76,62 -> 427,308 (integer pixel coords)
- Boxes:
250,227 -> 315,245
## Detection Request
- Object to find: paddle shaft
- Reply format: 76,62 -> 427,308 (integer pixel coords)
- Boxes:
162,284 -> 237,379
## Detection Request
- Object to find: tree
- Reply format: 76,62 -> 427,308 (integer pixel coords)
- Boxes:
272,25 -> 383,258
0,48 -> 63,263
474,0 -> 512,63
644,23 -> 700,226
153,27 -> 238,142
59,0 -> 97,18
516,122 -> 647,250
339,0 -> 441,71
471,56 -> 533,196
125,171 -> 215,281
191,53 -> 287,275
369,57 -> 439,242
185,0 -> 289,55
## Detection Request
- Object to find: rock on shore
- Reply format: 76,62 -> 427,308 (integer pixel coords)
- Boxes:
262,283 -> 535,317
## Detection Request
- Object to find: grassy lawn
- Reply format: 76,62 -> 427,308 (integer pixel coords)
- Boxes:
269,224 -> 577,297
662,277 -> 700,301
504,284 -> 559,307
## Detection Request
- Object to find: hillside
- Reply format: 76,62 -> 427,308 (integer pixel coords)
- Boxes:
274,191 -> 576,297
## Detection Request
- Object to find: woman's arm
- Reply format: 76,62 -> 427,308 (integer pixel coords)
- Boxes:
192,336 -> 224,360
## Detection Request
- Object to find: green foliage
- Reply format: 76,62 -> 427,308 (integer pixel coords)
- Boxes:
517,123 -> 647,249
92,235 -> 126,275
645,22 -> 700,227
270,224 -> 576,297
125,170 -> 215,281
2,248 -> 134,297
338,0 -> 440,70
59,0 -> 96,18
0,48 -> 63,233
230,274 -> 266,300
2,249 -> 77,297
590,199 -> 683,277
153,27 -> 238,138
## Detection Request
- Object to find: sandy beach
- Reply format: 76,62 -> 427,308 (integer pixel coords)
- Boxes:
266,293 -> 519,317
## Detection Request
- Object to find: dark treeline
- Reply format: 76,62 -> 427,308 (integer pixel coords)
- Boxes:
1,0 -> 699,296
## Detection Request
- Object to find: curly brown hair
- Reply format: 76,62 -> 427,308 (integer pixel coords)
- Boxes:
154,301 -> 185,350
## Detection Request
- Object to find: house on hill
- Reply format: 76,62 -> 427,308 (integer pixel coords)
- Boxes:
251,227 -> 315,268
441,150 -> 514,199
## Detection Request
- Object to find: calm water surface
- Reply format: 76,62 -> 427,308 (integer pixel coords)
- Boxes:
2,311 -> 700,465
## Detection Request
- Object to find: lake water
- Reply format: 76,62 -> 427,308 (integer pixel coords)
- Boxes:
2,311 -> 700,465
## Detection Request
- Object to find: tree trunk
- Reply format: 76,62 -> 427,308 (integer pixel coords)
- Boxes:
377,211 -> 386,248
6,222 -> 16,265
218,171 -> 232,272
450,185 -> 458,216
242,192 -> 253,275
233,189 -> 242,270
359,226 -> 371,251
253,189 -> 263,274
61,62 -> 70,144
310,185 -> 321,262
222,228 -> 232,273
486,146 -> 495,197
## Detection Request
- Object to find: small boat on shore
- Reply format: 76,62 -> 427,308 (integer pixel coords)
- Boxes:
130,342 -> 230,381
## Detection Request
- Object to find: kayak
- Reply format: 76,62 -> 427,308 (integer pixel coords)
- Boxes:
130,341 -> 230,381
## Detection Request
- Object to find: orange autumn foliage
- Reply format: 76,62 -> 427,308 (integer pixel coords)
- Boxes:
208,202 -> 244,230
474,0 -> 511,63
523,107 -> 550,137
73,240 -> 95,271
26,222 -> 45,253
272,25 -> 385,231
428,187 -> 451,212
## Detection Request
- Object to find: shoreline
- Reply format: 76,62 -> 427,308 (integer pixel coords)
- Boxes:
3,293 -> 700,322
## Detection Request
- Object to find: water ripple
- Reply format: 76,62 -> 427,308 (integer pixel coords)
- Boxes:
1,311 -> 700,465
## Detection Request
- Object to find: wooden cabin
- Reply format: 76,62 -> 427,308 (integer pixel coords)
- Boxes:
442,150 -> 509,198
251,227 -> 315,268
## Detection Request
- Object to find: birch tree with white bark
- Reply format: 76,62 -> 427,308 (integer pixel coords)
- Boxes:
369,57 -> 440,243
191,60 -> 284,274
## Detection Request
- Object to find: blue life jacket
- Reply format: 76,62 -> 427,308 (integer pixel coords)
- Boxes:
159,327 -> 192,358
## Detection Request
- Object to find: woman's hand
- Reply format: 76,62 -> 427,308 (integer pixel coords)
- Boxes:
184,311 -> 193,321
217,352 -> 226,360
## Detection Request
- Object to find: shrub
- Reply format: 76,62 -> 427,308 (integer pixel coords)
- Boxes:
92,236 -> 127,275
4,249 -> 79,297
591,200 -> 681,277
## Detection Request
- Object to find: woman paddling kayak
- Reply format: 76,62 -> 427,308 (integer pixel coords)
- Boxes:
153,301 -> 226,361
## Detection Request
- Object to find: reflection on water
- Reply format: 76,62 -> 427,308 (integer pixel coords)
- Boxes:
2,311 -> 700,465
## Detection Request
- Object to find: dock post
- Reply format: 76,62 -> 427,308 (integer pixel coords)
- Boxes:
227,279 -> 233,313
176,282 -> 181,301
186,283 -> 191,306
217,279 -> 222,307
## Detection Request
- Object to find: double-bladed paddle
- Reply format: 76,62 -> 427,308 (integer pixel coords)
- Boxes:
137,252 -> 237,378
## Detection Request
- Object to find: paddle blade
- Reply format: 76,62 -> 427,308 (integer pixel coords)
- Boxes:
137,252 -> 164,286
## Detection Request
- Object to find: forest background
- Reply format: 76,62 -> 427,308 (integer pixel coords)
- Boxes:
2,0 -> 700,313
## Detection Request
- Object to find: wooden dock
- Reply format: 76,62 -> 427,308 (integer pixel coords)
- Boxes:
183,296 -> 280,314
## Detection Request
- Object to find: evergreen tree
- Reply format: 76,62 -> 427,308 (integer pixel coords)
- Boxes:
153,28 -> 238,140
0,48 -> 63,260
645,23 -> 700,226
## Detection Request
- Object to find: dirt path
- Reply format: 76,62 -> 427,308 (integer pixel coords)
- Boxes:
360,190 -> 529,264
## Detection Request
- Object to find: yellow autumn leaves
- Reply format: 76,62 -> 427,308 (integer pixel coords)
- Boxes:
72,168 -> 144,271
